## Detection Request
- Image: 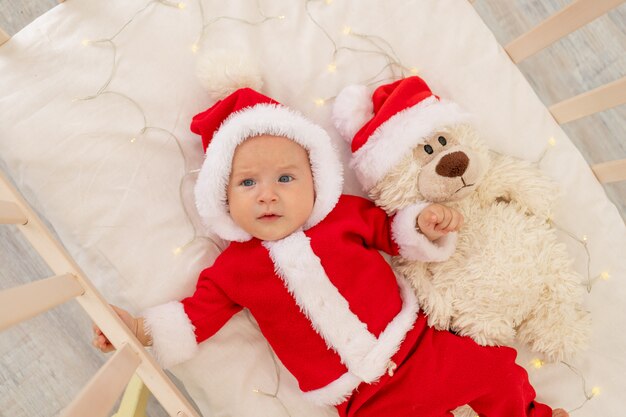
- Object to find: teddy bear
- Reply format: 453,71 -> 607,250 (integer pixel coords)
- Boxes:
332,76 -> 590,364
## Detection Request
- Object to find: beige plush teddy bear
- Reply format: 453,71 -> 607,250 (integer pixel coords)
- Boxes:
332,76 -> 590,363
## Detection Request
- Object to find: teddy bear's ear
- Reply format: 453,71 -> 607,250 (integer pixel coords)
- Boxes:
332,85 -> 374,142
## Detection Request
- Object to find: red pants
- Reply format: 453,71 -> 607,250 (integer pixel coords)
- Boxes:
336,313 -> 552,417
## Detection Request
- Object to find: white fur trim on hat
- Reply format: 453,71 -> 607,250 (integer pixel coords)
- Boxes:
142,301 -> 199,369
196,49 -> 263,101
332,84 -> 374,141
391,202 -> 458,262
194,103 -> 343,242
352,96 -> 471,191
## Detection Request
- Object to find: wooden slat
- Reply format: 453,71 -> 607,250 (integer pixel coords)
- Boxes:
592,158 -> 626,184
549,76 -> 626,124
112,374 -> 150,417
0,170 -> 201,417
505,0 -> 626,63
61,344 -> 141,417
0,200 -> 28,224
0,27 -> 9,47
0,273 -> 84,332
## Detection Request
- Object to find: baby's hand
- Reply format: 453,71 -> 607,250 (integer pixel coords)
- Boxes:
92,305 -> 136,353
417,203 -> 464,241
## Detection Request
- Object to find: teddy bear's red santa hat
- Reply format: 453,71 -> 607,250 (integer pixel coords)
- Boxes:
332,76 -> 470,191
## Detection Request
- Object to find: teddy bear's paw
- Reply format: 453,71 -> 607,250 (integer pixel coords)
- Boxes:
518,309 -> 591,362
451,405 -> 476,417
452,317 -> 516,347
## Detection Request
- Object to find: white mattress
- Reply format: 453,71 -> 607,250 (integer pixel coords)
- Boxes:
1,0 -> 625,416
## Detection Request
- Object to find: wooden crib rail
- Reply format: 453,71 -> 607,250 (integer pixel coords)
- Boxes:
0,200 -> 28,224
0,273 -> 83,332
505,0 -> 626,64
592,159 -> 626,184
0,170 -> 200,417
0,26 -> 9,46
62,344 -> 141,417
549,76 -> 626,124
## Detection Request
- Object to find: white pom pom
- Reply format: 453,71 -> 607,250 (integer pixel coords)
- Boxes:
196,49 -> 263,100
332,85 -> 374,141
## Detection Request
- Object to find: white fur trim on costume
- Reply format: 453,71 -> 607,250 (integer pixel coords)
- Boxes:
332,84 -> 374,141
194,103 -> 343,242
303,372 -> 362,406
142,301 -> 198,369
264,231 -> 418,402
301,275 -> 418,406
392,202 -> 458,262
352,96 -> 471,191
359,276 -> 418,380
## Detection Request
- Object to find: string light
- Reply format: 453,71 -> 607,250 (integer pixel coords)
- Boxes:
193,0 -> 286,52
245,310 -> 292,417
76,2 -> 607,415
530,358 -> 544,369
538,135 -> 611,293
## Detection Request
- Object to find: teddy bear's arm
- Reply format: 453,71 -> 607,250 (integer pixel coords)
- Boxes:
477,151 -> 560,219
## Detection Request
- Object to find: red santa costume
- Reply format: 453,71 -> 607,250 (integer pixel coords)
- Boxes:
143,85 -> 553,417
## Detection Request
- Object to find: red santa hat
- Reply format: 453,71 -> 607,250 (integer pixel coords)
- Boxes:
332,76 -> 470,191
192,52 -> 343,242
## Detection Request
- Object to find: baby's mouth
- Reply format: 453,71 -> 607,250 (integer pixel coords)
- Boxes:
454,177 -> 475,194
258,213 -> 281,220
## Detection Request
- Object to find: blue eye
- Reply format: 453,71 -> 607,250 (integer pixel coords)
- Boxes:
241,179 -> 255,187
278,175 -> 293,183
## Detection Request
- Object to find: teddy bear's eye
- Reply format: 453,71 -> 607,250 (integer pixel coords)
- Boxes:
438,136 -> 447,146
424,145 -> 434,154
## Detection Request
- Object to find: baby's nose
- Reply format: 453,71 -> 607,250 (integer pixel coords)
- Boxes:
257,186 -> 278,203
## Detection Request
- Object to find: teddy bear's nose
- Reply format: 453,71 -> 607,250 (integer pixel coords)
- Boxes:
436,151 -> 469,178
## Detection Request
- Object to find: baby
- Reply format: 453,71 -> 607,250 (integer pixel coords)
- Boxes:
94,87 -> 567,417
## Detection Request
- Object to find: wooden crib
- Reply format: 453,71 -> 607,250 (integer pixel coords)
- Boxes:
1,0 -> 625,416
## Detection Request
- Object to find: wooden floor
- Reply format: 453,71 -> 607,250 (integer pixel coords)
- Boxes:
0,1 -> 624,416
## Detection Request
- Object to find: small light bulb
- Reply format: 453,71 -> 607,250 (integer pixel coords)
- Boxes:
327,63 -> 337,73
530,358 -> 544,369
130,137 -> 137,143
278,15 -> 286,20
314,98 -> 325,107
591,386 -> 601,397
342,26 -> 352,35
600,271 -> 610,280
177,2 -> 186,9
81,39 -> 91,46
410,67 -> 419,74
582,235 -> 588,242
173,247 -> 183,255
191,43 -> 199,53
325,0 -> 333,4
548,137 -> 557,146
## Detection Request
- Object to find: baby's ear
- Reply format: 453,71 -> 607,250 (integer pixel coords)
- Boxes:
332,85 -> 373,141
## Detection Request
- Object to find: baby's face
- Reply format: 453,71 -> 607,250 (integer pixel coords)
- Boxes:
227,135 -> 315,241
